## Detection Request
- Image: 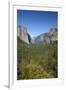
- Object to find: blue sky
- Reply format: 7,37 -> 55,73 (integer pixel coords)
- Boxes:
17,10 -> 58,37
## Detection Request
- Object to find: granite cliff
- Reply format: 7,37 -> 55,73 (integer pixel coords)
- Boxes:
17,25 -> 31,44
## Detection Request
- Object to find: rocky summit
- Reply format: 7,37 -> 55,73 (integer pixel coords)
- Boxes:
32,28 -> 58,44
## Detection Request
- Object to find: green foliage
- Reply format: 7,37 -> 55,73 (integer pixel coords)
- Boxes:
17,63 -> 54,80
17,37 -> 58,79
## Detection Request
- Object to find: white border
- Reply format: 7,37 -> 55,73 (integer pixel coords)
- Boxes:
9,1 -> 64,88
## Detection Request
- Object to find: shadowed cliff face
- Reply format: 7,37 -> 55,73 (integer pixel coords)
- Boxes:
27,33 -> 31,43
17,25 -> 31,44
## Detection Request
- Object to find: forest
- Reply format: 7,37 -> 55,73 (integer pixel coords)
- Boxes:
17,37 -> 58,80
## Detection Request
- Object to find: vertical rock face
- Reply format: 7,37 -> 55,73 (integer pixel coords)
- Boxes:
17,25 -> 30,44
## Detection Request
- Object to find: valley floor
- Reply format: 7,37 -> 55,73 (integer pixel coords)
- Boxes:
17,37 -> 58,80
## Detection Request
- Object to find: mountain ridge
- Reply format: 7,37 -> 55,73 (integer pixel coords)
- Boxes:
17,25 -> 57,45
31,28 -> 58,44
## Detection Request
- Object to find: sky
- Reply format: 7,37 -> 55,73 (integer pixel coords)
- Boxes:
17,10 -> 58,37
